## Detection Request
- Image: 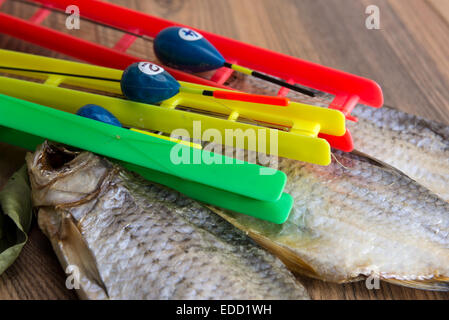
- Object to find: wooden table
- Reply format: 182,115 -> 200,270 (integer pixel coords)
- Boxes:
0,0 -> 448,300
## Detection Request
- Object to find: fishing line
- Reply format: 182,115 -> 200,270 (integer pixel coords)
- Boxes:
0,65 -> 264,125
0,66 -> 283,107
0,67 -> 203,176
10,0 -> 316,98
0,65 -> 122,82
155,27 -> 317,97
222,62 -> 316,97
9,0 -> 154,42
331,152 -> 350,170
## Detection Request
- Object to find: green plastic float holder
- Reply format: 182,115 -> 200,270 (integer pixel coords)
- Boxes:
0,94 -> 292,224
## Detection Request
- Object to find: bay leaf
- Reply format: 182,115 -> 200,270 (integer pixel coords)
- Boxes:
0,165 -> 32,275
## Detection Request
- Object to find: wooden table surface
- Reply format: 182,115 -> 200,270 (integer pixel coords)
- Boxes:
0,0 -> 448,300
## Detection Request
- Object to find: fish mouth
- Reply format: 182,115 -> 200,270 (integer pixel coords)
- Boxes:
41,143 -> 77,170
26,141 -> 112,208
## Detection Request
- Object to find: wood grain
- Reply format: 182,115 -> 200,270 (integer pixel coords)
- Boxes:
0,0 -> 448,300
428,0 -> 449,24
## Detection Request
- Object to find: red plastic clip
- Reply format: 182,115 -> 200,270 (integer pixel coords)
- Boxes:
0,0 -> 384,152
31,1 -> 383,110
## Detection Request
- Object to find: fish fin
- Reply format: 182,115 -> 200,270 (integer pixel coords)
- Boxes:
250,230 -> 321,279
351,149 -> 406,173
383,277 -> 449,292
37,207 -> 109,299
210,207 -> 321,279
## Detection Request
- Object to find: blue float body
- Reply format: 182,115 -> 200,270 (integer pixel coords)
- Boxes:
121,62 -> 181,104
154,26 -> 225,73
76,104 -> 123,127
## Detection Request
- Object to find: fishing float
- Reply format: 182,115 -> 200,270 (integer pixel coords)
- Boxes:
120,62 -> 290,105
76,103 -> 200,148
0,63 -> 290,106
76,104 -> 123,127
154,26 -> 316,97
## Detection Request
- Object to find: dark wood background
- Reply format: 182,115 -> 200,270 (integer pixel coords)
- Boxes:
0,0 -> 448,300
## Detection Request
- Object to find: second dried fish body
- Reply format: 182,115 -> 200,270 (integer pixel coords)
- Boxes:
215,151 -> 449,290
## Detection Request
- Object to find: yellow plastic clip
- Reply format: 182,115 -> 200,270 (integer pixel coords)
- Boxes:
0,49 -> 346,165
